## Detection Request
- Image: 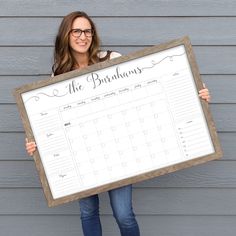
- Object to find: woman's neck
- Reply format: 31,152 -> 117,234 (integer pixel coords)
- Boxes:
74,52 -> 89,69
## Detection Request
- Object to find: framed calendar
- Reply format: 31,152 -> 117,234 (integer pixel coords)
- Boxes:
14,36 -> 222,207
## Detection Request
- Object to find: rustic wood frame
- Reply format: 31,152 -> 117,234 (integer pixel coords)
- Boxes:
13,36 -> 223,207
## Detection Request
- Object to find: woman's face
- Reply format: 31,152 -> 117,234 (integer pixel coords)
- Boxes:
69,17 -> 93,55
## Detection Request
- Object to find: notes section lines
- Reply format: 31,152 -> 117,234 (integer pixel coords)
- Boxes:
29,110 -> 82,198
30,110 -> 67,154
163,70 -> 200,120
162,68 -> 215,160
31,111 -> 61,134
177,117 -> 214,160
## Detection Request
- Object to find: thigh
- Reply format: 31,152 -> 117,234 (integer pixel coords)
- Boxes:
108,185 -> 133,216
79,194 -> 100,217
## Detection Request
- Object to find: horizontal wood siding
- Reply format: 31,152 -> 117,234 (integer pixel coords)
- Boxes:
1,0 -> 236,16
2,216 -> 236,236
1,46 -> 236,75
1,188 -> 236,215
1,17 -> 236,46
0,1 -> 235,235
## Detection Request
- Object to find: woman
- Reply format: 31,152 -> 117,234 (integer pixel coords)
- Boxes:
26,11 -> 140,236
26,11 -> 210,236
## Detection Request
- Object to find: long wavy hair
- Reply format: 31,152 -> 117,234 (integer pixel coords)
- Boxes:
52,11 -> 100,76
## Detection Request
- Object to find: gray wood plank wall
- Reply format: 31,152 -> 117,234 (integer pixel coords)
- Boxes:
1,1 -> 235,235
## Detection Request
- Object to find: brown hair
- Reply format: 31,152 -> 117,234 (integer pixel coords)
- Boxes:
52,11 -> 100,76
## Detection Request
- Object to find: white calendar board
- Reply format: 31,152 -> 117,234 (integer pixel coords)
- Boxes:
14,37 -> 222,207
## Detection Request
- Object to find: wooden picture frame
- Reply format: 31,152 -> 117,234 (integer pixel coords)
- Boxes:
13,36 -> 223,207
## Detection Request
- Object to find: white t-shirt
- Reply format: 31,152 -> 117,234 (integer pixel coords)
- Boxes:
98,50 -> 122,60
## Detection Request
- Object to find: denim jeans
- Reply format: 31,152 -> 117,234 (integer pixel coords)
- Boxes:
79,185 -> 140,236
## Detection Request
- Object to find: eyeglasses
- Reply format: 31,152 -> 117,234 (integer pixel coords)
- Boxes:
70,28 -> 94,38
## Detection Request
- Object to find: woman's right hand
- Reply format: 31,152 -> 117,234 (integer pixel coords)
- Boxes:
25,138 -> 37,156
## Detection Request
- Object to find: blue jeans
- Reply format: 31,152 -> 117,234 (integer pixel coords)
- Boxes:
79,185 -> 140,236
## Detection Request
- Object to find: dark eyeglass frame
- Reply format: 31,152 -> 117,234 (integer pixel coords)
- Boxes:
70,28 -> 94,38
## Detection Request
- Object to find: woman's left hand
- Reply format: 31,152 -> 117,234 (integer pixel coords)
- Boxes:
199,83 -> 210,102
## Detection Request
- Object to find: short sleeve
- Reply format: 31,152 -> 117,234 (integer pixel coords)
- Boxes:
110,51 -> 122,59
